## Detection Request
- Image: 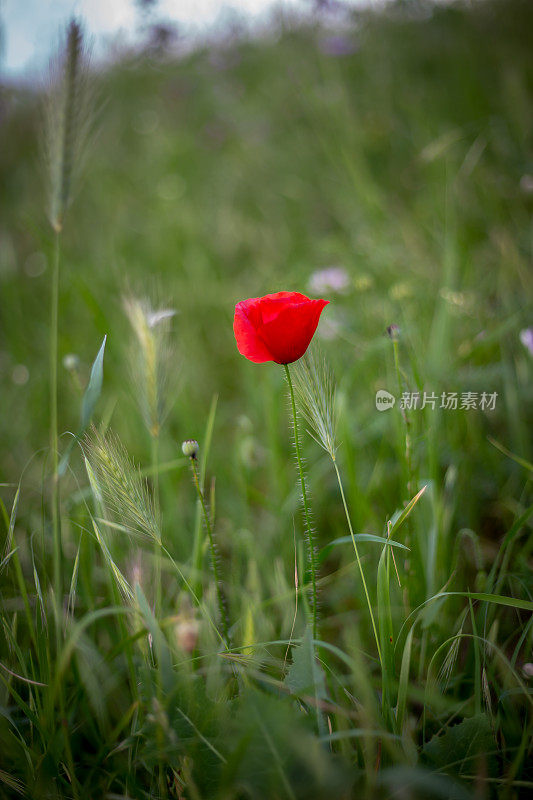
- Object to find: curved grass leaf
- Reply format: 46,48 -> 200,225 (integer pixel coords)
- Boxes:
388,485 -> 427,538
320,533 -> 410,563
59,335 -> 107,475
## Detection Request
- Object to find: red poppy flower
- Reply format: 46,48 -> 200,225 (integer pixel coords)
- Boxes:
234,291 -> 329,364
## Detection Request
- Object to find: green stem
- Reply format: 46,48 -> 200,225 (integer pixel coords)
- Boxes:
392,337 -> 413,499
392,335 -> 415,608
50,229 -> 62,607
189,458 -> 229,648
191,499 -> 204,601
59,691 -> 80,800
151,434 -> 162,619
284,364 -> 318,640
333,460 -> 382,666
49,227 -> 79,796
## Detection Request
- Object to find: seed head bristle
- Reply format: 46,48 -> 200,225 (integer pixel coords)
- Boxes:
124,296 -> 177,438
84,428 -> 161,544
44,19 -> 96,232
437,607 -> 467,691
292,347 -> 337,459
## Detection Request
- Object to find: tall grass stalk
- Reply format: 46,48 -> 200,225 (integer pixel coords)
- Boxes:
390,328 -> 414,499
292,351 -> 382,664
50,230 -> 62,605
191,395 -> 218,599
151,433 -> 162,618
124,297 -> 176,616
389,326 -> 416,610
284,363 -> 318,640
332,461 -> 382,667
188,455 -> 230,649
44,19 -> 94,605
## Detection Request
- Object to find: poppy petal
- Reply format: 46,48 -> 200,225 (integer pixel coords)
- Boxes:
233,291 -> 329,365
261,298 -> 329,363
233,298 -> 275,363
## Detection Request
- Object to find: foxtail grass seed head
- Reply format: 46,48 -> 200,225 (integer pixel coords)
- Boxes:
84,428 -> 161,544
292,348 -> 337,460
44,19 -> 95,232
124,296 -> 177,438
182,439 -> 199,459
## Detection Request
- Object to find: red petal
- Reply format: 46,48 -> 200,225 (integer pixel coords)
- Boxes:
234,292 -> 329,364
233,297 -> 275,363
261,297 -> 329,364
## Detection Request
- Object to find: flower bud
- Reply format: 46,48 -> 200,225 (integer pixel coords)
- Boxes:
181,439 -> 199,458
387,324 -> 400,341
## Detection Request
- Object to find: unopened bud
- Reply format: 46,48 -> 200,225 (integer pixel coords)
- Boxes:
387,324 -> 400,341
181,439 -> 199,459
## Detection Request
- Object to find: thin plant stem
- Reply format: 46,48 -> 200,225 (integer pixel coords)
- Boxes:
58,689 -> 80,800
49,229 -> 81,797
151,433 -> 162,618
332,459 -> 382,666
161,543 -> 225,647
391,335 -> 415,607
189,458 -> 229,648
50,228 -> 63,607
284,363 -> 318,640
191,497 -> 204,601
392,336 -> 414,498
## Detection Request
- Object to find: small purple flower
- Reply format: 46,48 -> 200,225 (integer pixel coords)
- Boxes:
308,266 -> 350,296
319,35 -> 358,57
520,327 -> 533,356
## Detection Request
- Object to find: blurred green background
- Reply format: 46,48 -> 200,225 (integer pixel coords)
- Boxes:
1,0 -> 532,575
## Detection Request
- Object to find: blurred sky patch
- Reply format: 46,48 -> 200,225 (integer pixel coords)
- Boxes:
1,0 -> 343,78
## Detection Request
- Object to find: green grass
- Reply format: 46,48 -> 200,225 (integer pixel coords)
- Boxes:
1,1 -> 532,797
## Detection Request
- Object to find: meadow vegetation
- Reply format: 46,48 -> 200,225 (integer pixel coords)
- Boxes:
0,1 -> 532,797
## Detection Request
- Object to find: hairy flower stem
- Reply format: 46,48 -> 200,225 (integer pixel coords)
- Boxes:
50,229 -> 63,607
332,460 -> 382,666
189,458 -> 229,648
284,364 -> 318,640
